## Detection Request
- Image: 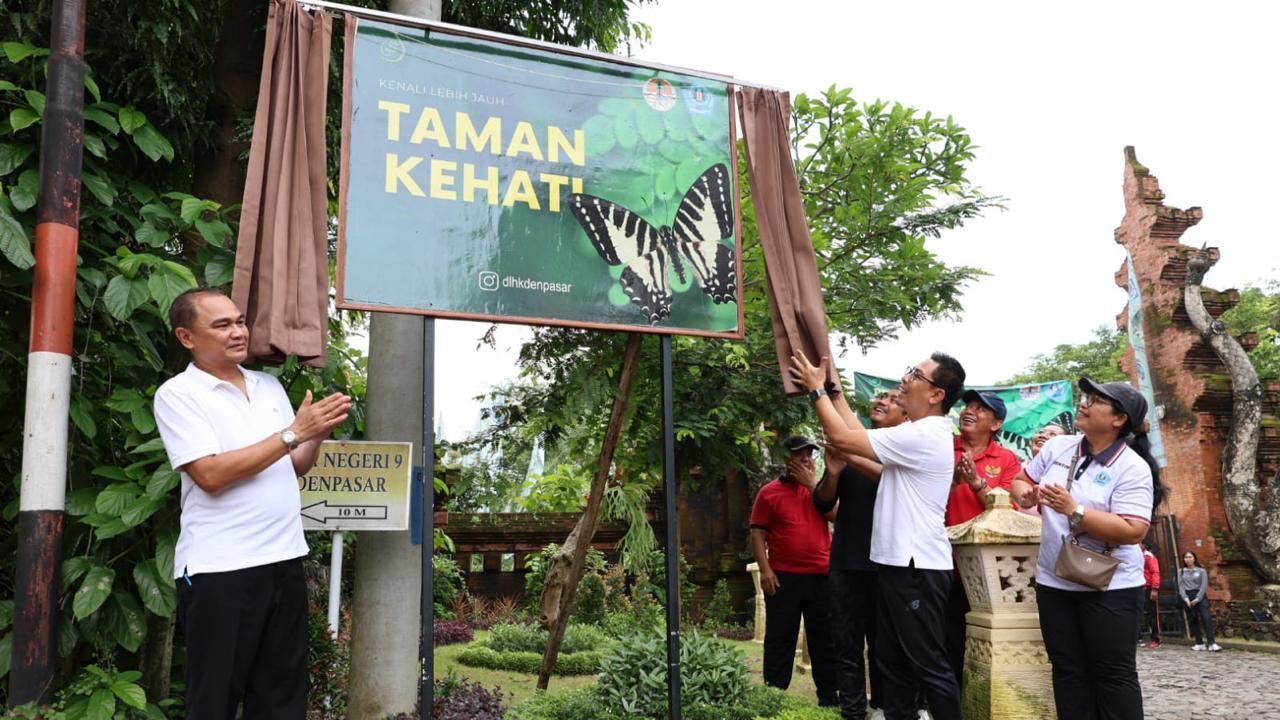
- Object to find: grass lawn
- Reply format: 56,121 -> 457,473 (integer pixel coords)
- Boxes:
434,630 -> 826,710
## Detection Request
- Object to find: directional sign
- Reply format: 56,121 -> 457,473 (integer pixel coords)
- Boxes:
297,440 -> 412,531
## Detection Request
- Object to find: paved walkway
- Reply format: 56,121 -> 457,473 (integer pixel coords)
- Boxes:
1138,642 -> 1280,719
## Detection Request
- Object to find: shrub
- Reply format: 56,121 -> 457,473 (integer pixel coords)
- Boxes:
597,631 -> 749,718
524,543 -> 607,612
453,645 -> 602,676
714,623 -> 755,641
484,622 -> 610,655
434,677 -> 509,720
434,555 -> 466,618
701,579 -> 736,629
507,686 -> 631,720
571,571 -> 607,625
773,706 -> 843,720
434,618 -> 474,646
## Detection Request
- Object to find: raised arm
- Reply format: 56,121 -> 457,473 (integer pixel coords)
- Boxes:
789,353 -> 878,462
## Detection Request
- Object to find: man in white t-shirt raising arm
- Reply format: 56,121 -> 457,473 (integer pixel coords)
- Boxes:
790,352 -> 966,720
154,287 -> 351,719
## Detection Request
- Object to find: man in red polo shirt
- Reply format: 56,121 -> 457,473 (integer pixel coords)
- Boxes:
751,435 -> 836,706
945,390 -> 1022,690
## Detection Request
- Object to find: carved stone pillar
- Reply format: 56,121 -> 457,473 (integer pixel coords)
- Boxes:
747,561 -> 765,643
949,488 -> 1055,720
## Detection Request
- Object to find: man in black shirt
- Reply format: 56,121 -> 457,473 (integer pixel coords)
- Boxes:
814,389 -> 908,720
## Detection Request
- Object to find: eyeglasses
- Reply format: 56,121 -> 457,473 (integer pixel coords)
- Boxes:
903,366 -> 942,389
1079,394 -> 1117,411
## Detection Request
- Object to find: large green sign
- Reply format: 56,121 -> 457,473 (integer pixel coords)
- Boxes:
852,373 -> 1077,460
337,20 -> 743,337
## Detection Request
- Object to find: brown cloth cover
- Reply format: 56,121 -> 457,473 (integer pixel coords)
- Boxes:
232,0 -> 332,367
738,87 -> 841,396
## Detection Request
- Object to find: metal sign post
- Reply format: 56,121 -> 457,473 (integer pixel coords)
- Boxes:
420,317 -> 437,718
661,335 -> 682,719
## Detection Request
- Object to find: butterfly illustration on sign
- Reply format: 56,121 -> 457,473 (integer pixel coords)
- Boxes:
567,163 -> 737,325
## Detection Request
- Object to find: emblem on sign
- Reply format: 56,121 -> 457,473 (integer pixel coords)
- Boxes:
642,77 -> 677,111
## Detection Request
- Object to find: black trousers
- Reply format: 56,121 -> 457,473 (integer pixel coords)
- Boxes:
1037,584 -> 1145,720
1183,599 -> 1216,644
829,569 -> 882,719
943,575 -> 969,690
1141,589 -> 1159,643
763,571 -> 836,704
177,558 -> 309,720
874,563 -> 960,720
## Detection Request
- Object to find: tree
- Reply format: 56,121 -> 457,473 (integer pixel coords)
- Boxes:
1221,280 -> 1280,385
475,88 -> 1000,539
1000,326 -> 1129,386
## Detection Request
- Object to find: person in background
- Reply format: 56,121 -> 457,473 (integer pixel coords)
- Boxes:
1009,378 -> 1165,720
814,390 -> 909,720
1140,543 -> 1161,648
750,435 -> 838,706
945,390 -> 1022,690
791,352 -> 967,720
1030,423 -> 1066,458
1178,550 -> 1221,652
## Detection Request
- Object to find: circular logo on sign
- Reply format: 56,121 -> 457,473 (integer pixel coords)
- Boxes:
380,35 -> 407,63
642,77 -> 677,112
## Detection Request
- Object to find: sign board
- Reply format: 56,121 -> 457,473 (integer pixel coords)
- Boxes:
298,440 -> 413,531
337,18 -> 743,337
852,373 -> 1077,460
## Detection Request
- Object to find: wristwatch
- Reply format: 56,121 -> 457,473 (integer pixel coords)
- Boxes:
970,477 -> 988,492
807,387 -> 829,402
280,428 -> 299,450
1068,504 -> 1086,528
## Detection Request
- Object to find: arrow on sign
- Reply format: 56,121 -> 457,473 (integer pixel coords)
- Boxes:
301,500 -> 389,525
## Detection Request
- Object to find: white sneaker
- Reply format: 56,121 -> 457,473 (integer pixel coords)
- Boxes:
869,710 -> 886,720
918,710 -> 932,720
1192,643 -> 1205,651
1208,643 -> 1223,652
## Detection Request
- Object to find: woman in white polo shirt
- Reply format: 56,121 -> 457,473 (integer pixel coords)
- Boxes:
1010,378 -> 1166,720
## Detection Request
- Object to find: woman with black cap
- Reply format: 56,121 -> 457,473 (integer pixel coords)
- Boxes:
1009,378 -> 1166,720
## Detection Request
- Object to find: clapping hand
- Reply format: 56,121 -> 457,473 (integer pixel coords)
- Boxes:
290,390 -> 353,443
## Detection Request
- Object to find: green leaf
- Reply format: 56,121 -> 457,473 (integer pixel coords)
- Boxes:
92,516 -> 131,540
134,560 -> 177,617
149,271 -> 193,317
73,566 -> 115,620
118,107 -> 145,134
95,483 -> 138,515
90,465 -> 132,481
0,80 -> 16,92
102,274 -> 150,321
0,204 -> 35,269
79,266 -> 107,289
110,591 -> 146,653
132,123 -> 174,162
61,556 -> 93,591
24,90 -> 46,115
179,197 -> 205,224
129,436 -> 166,455
134,222 -> 170,248
83,106 -> 119,134
9,108 -> 40,132
69,394 -> 97,439
65,487 -> 98,516
84,74 -> 101,103
194,217 -> 231,246
87,687 -> 116,720
10,169 -> 38,211
131,406 -> 156,434
0,143 -> 34,175
105,388 -> 148,413
161,260 -> 198,287
80,171 -> 116,207
110,680 -> 147,710
83,133 -> 107,159
0,633 -> 10,680
120,496 -> 161,527
146,467 -> 180,499
156,528 -> 177,584
2,42 -> 48,63
204,257 -> 234,286
0,600 -> 13,630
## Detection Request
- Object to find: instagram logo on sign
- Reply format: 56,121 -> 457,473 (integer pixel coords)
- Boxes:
478,271 -> 499,291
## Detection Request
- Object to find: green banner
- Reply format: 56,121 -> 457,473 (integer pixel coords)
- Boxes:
338,20 -> 742,336
852,373 -> 1076,460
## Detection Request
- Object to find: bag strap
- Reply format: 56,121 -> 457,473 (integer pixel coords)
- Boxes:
1062,441 -> 1113,554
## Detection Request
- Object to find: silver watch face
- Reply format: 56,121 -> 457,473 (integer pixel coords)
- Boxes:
281,430 -> 297,447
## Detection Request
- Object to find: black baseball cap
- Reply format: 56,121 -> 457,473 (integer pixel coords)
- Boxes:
1078,377 -> 1148,431
782,435 -> 819,453
961,389 -> 1007,420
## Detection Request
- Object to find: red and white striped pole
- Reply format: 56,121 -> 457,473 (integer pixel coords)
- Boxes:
9,0 -> 85,707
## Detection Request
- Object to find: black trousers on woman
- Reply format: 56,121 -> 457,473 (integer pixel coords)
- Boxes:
1037,584 -> 1145,720
1183,599 -> 1217,644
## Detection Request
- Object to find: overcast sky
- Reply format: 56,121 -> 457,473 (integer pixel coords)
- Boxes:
431,0 -> 1279,439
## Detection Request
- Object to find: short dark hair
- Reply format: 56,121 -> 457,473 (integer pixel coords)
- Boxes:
929,352 -> 966,412
169,286 -> 229,330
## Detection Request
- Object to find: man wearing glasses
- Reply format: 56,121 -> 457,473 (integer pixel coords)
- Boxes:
790,353 -> 966,720
750,434 -> 838,707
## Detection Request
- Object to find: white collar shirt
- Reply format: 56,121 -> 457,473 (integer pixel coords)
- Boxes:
1024,433 -> 1153,591
866,414 -> 955,570
154,363 -> 308,578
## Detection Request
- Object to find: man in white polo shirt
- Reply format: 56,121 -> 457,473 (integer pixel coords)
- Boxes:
790,352 -> 966,720
154,287 -> 351,719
